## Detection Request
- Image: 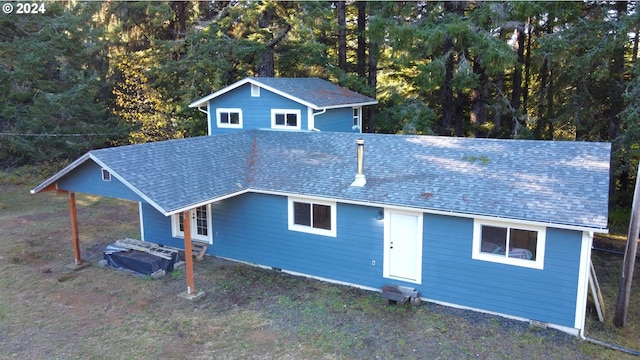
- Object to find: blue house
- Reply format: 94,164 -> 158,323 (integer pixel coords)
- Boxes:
188,77 -> 378,134
31,128 -> 610,336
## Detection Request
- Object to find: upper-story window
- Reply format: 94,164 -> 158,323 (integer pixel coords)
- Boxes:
216,108 -> 243,128
271,109 -> 301,130
353,107 -> 362,129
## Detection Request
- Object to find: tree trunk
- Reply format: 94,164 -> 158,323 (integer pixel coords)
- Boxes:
608,0 -> 628,205
170,1 -> 188,40
337,1 -> 347,72
522,17 -> 532,113
471,56 -> 488,137
356,1 -> 367,79
510,25 -> 525,136
534,57 -> 549,140
258,6 -> 275,77
442,35 -> 454,136
366,40 -> 378,133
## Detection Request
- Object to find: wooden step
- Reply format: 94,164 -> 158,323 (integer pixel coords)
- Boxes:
192,241 -> 208,261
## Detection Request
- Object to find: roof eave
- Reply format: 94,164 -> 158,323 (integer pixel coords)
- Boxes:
189,77 -> 378,110
30,152 -> 92,194
318,100 -> 379,110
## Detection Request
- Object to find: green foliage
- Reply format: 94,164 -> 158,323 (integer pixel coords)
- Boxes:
1,0 -> 639,210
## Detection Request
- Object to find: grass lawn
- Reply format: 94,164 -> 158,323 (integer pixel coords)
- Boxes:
1,173 -> 640,359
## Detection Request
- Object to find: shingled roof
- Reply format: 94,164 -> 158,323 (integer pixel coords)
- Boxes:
32,130 -> 611,230
188,77 -> 378,109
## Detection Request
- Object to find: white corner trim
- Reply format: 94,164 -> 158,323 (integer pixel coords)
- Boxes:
574,231 -> 594,330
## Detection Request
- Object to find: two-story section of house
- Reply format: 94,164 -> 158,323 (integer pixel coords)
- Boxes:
188,77 -> 378,134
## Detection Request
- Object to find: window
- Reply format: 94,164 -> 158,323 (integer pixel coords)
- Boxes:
172,205 -> 212,243
251,84 -> 260,97
472,220 -> 545,269
271,109 -> 301,130
288,197 -> 336,237
352,107 -> 362,129
216,108 -> 243,128
101,168 -> 111,181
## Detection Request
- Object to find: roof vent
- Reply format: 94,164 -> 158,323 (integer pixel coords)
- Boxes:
351,139 -> 366,187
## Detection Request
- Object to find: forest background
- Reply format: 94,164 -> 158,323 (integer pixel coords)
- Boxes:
1,0 -> 639,211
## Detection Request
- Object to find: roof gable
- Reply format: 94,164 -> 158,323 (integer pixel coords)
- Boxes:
32,131 -> 611,230
189,77 -> 377,109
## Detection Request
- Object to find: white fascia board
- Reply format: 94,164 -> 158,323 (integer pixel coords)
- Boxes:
188,78 -> 254,108
317,100 -> 379,110
30,152 -> 93,194
164,189 -> 251,216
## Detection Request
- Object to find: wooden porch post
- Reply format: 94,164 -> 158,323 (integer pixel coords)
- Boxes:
178,210 -> 204,300
183,210 -> 196,294
68,192 -> 82,266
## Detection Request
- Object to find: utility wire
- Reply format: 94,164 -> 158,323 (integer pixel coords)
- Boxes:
0,132 -> 126,137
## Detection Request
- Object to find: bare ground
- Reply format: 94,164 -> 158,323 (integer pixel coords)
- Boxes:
1,183 -> 638,359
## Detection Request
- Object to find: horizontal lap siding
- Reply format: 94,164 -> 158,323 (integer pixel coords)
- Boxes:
210,84 -> 308,132
57,160 -> 144,202
140,202 -> 184,248
314,107 -> 358,132
211,193 -> 385,288
422,214 -> 582,327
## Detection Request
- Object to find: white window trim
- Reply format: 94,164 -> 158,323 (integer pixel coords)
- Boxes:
352,106 -> 362,130
216,108 -> 243,129
251,84 -> 260,97
288,197 -> 336,237
271,109 -> 301,130
171,204 -> 213,244
472,219 -> 546,270
101,168 -> 111,181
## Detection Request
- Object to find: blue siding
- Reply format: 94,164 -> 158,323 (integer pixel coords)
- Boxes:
209,84 -> 309,132
420,214 -> 582,328
211,193 -> 385,287
314,107 -> 360,133
140,202 -> 185,248
57,160 -> 144,202
139,191 -> 584,329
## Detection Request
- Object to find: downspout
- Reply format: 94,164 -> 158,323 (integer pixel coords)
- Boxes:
577,232 -> 640,355
310,108 -> 326,131
579,328 -> 640,356
198,106 -> 210,135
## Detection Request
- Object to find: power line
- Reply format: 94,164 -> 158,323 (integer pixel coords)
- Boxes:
0,132 -> 125,137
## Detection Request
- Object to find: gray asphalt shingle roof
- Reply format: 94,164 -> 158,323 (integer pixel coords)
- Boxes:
249,77 -> 377,108
188,77 -> 378,109
33,130 -> 611,230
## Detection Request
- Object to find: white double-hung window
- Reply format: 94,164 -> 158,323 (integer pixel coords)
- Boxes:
216,108 -> 243,128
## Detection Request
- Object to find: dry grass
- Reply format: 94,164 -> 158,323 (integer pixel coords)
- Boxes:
1,179 -> 640,359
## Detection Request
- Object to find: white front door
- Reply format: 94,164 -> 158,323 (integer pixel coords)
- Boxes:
384,210 -> 423,284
